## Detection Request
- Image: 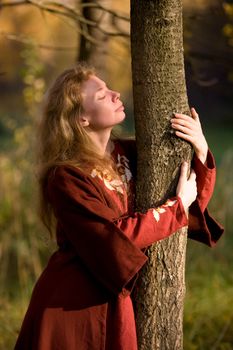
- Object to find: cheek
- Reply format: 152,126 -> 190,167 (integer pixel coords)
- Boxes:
86,104 -> 113,129
93,103 -> 114,119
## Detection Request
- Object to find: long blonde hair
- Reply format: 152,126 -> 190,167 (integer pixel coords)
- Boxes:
37,63 -> 117,235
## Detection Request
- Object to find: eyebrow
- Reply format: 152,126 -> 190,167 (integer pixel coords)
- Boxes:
96,84 -> 107,92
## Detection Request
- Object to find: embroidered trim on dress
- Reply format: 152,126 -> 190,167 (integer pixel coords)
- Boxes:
90,154 -> 133,194
91,167 -> 124,194
116,154 -> 132,190
152,199 -> 177,222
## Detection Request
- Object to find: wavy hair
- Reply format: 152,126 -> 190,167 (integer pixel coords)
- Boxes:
37,63 -> 117,235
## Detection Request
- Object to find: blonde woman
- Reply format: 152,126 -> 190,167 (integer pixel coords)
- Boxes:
14,63 -> 223,350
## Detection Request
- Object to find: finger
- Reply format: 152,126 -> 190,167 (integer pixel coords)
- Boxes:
173,113 -> 194,122
171,118 -> 197,128
189,169 -> 196,180
174,130 -> 194,142
172,114 -> 198,129
171,123 -> 196,135
190,107 -> 199,120
179,161 -> 188,180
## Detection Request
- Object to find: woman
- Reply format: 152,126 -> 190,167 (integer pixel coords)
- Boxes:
14,63 -> 223,350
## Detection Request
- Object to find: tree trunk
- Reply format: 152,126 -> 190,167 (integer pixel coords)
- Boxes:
130,1 -> 192,349
77,0 -> 110,79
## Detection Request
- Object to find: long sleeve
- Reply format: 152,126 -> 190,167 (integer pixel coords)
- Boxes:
48,165 -> 188,296
118,139 -> 224,247
188,150 -> 224,246
114,196 -> 188,248
191,150 -> 216,211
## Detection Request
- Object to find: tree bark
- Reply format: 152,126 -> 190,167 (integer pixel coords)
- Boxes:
130,1 -> 192,349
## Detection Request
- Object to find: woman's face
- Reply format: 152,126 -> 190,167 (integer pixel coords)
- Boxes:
80,75 -> 125,131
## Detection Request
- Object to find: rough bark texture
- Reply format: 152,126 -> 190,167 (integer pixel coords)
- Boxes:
77,0 -> 110,79
130,1 -> 193,349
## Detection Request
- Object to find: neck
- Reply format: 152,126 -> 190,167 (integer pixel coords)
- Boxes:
87,128 -> 113,156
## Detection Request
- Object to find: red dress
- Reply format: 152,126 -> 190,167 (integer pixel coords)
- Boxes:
14,139 -> 223,350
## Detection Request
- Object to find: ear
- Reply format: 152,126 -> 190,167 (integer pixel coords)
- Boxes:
79,114 -> 90,127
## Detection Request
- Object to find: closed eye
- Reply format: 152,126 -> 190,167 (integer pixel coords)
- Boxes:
98,95 -> 106,100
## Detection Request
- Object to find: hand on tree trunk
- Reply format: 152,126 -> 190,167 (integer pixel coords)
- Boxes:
176,162 -> 197,212
170,107 -> 208,164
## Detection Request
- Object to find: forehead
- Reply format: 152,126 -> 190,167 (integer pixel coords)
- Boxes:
81,75 -> 106,97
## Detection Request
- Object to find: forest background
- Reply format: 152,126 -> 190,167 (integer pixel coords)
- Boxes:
0,0 -> 233,349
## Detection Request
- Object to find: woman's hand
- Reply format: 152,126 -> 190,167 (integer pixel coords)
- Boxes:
176,162 -> 197,212
170,107 -> 208,164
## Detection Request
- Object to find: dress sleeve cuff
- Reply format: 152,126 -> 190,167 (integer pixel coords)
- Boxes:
188,203 -> 224,247
192,149 -> 215,177
192,149 -> 216,210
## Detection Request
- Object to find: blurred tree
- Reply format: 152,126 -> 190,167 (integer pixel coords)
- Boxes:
0,0 -> 130,89
183,0 -> 233,122
77,0 -> 111,78
131,0 -> 192,349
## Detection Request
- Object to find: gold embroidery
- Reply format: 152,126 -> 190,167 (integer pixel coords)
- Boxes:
152,199 -> 177,222
116,154 -> 132,190
90,154 -> 133,194
91,167 -> 124,194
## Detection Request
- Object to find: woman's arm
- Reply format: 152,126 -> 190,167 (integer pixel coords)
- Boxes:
170,108 -> 224,246
49,166 -> 189,251
114,196 -> 188,248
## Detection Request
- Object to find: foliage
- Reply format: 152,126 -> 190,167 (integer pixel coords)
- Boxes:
0,152 -> 51,296
183,147 -> 233,349
223,1 -> 233,82
223,1 -> 233,46
21,43 -> 45,114
0,297 -> 28,350
0,43 -> 52,298
184,257 -> 233,349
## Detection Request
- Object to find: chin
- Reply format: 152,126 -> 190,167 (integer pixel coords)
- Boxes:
118,111 -> 126,122
111,111 -> 126,128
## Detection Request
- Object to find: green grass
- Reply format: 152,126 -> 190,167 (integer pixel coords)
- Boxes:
184,238 -> 233,349
183,122 -> 233,349
0,296 -> 30,350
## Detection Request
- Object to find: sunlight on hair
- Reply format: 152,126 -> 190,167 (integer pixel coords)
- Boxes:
37,62 -> 121,236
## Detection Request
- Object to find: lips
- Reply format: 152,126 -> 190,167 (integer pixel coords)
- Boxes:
115,104 -> 124,111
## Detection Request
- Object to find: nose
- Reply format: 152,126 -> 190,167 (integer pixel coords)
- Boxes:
112,90 -> 120,102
